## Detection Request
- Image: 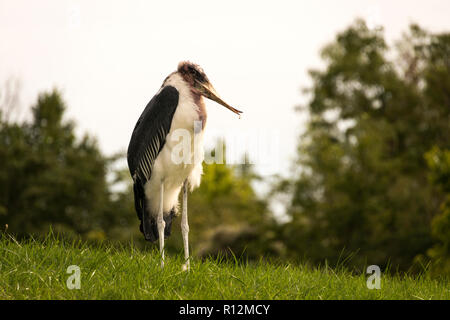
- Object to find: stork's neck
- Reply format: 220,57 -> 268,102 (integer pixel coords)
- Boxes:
163,73 -> 207,130
190,90 -> 207,129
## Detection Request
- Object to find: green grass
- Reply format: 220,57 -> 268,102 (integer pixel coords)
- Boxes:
0,234 -> 449,300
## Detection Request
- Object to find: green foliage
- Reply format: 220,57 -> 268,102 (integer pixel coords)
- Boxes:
0,89 -> 137,240
425,147 -> 450,275
282,20 -> 450,271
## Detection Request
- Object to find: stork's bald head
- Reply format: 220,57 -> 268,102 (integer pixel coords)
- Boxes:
178,61 -> 209,87
177,61 -> 242,116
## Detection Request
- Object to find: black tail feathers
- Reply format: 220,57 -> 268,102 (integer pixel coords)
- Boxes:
140,209 -> 176,242
133,179 -> 176,242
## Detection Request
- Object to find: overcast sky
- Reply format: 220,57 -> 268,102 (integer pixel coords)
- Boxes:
1,0 -> 450,180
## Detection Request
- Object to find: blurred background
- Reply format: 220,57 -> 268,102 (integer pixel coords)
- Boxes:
1,0 -> 449,276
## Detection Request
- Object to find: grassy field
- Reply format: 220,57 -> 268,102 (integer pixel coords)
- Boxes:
0,233 -> 449,300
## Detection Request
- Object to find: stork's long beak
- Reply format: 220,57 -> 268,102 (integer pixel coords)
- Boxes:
196,80 -> 243,116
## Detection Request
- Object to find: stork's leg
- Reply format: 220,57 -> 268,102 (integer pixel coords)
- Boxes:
181,181 -> 190,271
158,181 -> 165,268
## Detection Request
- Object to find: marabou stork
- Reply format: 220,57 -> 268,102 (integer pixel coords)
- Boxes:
127,61 -> 242,270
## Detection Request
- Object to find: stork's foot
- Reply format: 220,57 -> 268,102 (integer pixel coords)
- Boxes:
182,260 -> 190,272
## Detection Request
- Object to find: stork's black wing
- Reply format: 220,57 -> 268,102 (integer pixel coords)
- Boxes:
127,85 -> 179,241
127,85 -> 179,182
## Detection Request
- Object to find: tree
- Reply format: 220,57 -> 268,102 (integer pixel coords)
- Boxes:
424,147 -> 450,275
281,20 -> 450,271
0,89 -> 136,239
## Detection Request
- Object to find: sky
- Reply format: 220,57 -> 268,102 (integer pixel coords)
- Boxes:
1,0 -> 450,182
